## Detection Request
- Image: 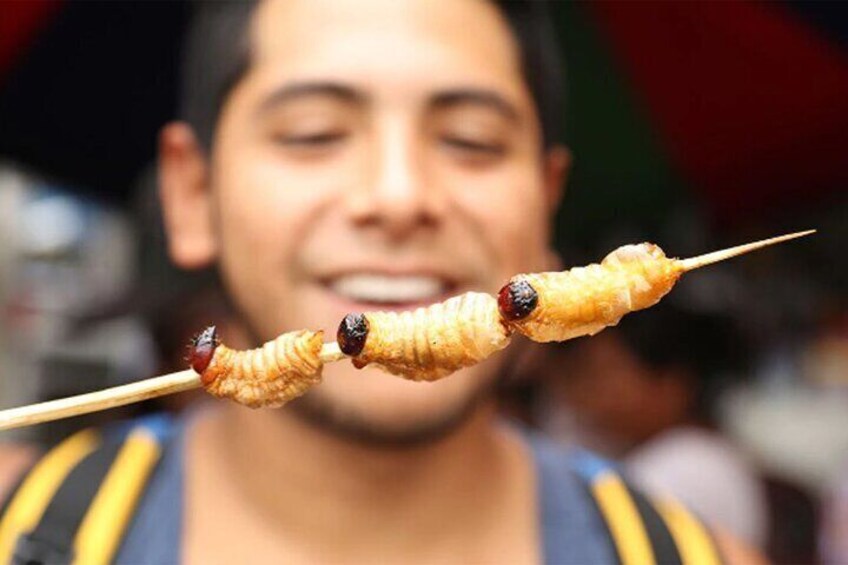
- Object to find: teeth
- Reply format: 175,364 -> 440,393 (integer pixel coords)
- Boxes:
329,274 -> 446,304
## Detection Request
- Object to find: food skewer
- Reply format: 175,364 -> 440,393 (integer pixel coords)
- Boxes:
0,230 -> 814,432
677,231 -> 814,271
337,292 -> 511,381
0,343 -> 346,431
498,230 -> 815,343
0,369 -> 199,432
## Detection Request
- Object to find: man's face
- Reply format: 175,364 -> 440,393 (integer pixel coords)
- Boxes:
163,0 -> 565,443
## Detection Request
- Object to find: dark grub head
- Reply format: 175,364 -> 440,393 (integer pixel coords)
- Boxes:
189,325 -> 219,373
337,313 -> 370,357
498,279 -> 538,321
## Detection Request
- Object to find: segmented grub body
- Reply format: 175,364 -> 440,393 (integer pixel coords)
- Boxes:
200,330 -> 325,408
504,243 -> 683,342
345,292 -> 511,381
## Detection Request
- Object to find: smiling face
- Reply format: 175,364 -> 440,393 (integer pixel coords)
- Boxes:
161,0 -> 567,443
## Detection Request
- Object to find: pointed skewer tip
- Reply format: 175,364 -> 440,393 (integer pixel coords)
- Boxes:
678,229 -> 816,272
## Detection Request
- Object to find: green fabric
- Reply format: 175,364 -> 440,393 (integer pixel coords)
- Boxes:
551,3 -> 691,251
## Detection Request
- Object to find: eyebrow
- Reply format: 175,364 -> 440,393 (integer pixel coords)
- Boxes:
256,81 -> 367,114
429,89 -> 521,122
256,82 -> 520,123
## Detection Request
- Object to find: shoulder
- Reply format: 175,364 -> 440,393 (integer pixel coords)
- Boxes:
0,415 -> 183,565
524,431 -> 742,564
626,427 -> 767,548
0,413 -> 181,508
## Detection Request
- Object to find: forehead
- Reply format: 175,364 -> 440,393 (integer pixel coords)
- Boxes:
248,0 -> 527,98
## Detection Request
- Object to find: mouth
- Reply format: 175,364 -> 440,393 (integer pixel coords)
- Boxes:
321,273 -> 459,310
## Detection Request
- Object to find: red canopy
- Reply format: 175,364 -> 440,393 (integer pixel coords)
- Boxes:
590,2 -> 848,222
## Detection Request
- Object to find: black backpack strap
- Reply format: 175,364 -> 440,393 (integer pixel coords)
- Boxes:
13,437 -> 126,565
69,425 -> 164,565
650,497 -> 723,565
570,468 -> 624,565
572,449 -> 722,565
584,466 -> 662,564
626,485 -> 682,565
0,416 -> 171,565
0,430 -> 101,564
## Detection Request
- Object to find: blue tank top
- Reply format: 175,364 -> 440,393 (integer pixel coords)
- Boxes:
116,420 -> 617,564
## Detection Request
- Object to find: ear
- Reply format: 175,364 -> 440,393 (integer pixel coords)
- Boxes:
542,145 -> 571,213
158,122 -> 217,269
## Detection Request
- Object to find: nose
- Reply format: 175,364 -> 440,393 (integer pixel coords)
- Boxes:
346,120 -> 444,239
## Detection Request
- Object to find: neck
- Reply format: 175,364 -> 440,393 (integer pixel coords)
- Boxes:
193,401 -> 535,561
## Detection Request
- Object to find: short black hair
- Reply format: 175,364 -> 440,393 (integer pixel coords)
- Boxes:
179,0 -> 256,152
179,0 -> 565,152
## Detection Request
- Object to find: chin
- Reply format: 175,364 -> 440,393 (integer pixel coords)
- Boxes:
286,358 -> 501,447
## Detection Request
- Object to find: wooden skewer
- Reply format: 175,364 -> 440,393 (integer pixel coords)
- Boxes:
0,369 -> 200,432
0,231 -> 815,432
679,230 -> 815,272
0,344 -> 346,432
319,341 -> 345,364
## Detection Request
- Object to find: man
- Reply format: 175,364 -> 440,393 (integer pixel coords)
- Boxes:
159,2 -> 567,562
0,0 -> 759,562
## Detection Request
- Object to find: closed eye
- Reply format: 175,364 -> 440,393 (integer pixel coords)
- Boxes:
275,131 -> 347,146
441,136 -> 506,156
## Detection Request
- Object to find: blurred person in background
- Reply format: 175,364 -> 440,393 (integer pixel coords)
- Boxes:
816,313 -> 848,564
0,1 -> 760,563
822,469 -> 848,565
538,302 -> 768,549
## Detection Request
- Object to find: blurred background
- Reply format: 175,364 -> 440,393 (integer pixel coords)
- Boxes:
0,1 -> 845,562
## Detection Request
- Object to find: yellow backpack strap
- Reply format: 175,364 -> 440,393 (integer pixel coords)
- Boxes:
587,469 -> 659,565
0,429 -> 101,564
625,484 -> 685,565
0,416 -> 171,565
654,498 -> 722,565
573,449 -> 723,565
71,426 -> 162,565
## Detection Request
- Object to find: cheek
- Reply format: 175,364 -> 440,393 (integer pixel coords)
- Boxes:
209,141 -> 344,333
451,165 -> 550,278
216,121 -> 364,250
214,163 -> 295,283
